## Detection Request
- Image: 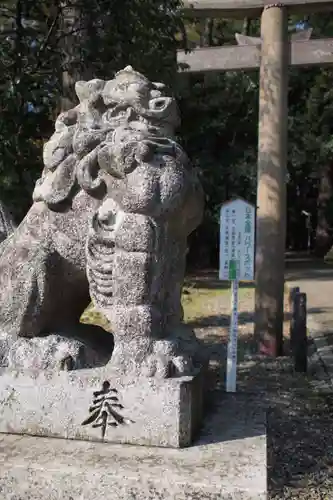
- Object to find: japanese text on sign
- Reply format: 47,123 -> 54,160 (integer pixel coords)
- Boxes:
219,198 -> 255,281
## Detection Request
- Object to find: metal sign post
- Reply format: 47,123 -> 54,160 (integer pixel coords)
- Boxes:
227,260 -> 239,392
219,198 -> 255,393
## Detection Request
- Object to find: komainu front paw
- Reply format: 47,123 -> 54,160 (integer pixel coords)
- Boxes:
142,339 -> 194,378
110,327 -> 204,378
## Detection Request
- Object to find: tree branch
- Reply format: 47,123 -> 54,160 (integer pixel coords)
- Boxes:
34,5 -> 61,72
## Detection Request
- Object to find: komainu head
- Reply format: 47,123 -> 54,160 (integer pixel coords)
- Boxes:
32,67 -> 184,211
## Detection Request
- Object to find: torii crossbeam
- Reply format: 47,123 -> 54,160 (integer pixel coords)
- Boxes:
182,0 -> 333,17
178,38 -> 333,72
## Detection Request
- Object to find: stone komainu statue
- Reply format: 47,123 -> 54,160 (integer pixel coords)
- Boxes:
0,67 -> 204,377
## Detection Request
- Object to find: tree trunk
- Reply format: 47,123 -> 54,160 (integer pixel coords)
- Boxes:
314,162 -> 333,257
59,2 -> 80,111
204,18 -> 214,46
198,19 -> 205,48
242,17 -> 251,36
59,1 -> 93,112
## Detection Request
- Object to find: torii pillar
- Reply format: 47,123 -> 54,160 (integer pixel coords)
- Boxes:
255,4 -> 289,356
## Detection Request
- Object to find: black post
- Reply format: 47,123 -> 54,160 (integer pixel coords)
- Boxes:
293,292 -> 307,373
289,286 -> 300,349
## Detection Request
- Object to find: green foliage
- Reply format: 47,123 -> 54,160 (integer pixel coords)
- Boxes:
2,5 -> 333,258
179,13 -> 333,261
0,0 -> 60,219
177,49 -> 259,262
178,71 -> 258,213
0,0 -> 183,220
78,0 -> 182,84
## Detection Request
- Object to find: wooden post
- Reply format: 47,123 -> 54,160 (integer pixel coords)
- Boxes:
255,5 -> 289,356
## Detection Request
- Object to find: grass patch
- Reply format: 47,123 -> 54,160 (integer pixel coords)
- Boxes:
80,303 -> 111,330
182,283 -> 253,323
80,279 -> 255,330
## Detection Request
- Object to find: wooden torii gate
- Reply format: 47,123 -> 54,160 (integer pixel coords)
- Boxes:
178,0 -> 333,356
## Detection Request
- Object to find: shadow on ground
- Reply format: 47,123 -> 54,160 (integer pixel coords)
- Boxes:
285,256 -> 333,282
264,357 -> 333,499
202,348 -> 333,497
188,308 -> 333,329
185,270 -> 255,290
194,261 -> 333,493
187,311 -> 254,328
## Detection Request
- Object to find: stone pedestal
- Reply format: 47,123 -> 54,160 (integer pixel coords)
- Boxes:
0,393 -> 267,499
0,366 -> 204,448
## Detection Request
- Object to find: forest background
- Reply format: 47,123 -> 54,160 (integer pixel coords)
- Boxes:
1,0 -> 333,267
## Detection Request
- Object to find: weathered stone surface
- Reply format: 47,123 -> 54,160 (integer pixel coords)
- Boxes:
0,192 -> 99,339
0,66 -> 204,379
0,394 -> 266,499
0,329 -> 112,371
85,66 -> 205,378
0,80 -> 107,369
0,200 -> 15,243
0,366 -> 203,448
